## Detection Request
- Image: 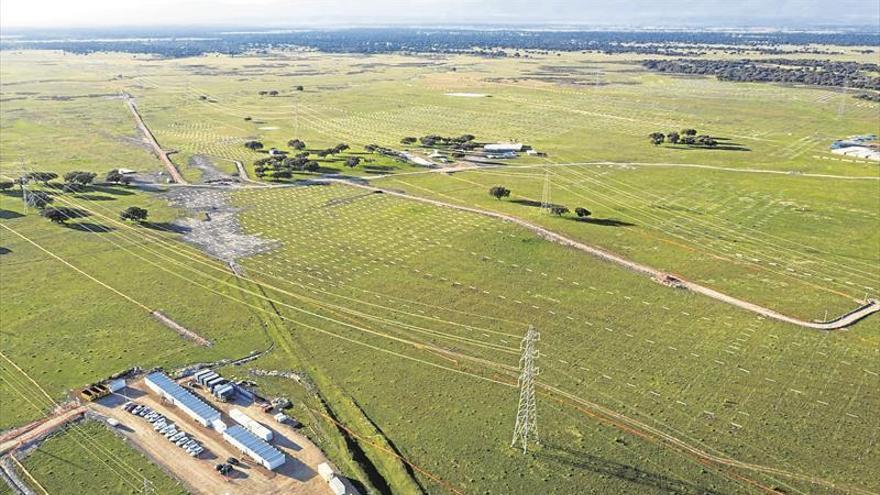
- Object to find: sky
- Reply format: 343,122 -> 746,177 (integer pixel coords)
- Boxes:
1,0 -> 879,29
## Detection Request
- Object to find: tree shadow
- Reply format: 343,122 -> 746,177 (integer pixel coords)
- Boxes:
92,184 -> 135,196
574,217 -> 636,227
511,198 -> 565,209
66,223 -> 115,233
0,189 -> 22,197
142,221 -> 192,234
539,444 -> 715,494
0,247 -> 11,255
0,209 -> 24,220
73,194 -> 117,201
57,207 -> 91,220
363,165 -> 395,172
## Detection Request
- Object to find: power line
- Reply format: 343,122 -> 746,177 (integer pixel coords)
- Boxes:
511,324 -> 539,454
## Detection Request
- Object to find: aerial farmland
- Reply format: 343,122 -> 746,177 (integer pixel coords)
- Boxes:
0,18 -> 878,495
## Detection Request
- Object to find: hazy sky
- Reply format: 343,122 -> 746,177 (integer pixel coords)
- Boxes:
2,0 -> 879,29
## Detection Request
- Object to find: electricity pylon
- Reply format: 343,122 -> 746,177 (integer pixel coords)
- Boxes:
511,324 -> 540,454
540,170 -> 551,212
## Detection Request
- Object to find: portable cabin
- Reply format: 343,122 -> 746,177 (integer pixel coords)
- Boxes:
205,377 -> 224,390
318,462 -> 334,482
107,378 -> 126,393
213,383 -> 236,402
197,371 -> 219,386
193,369 -> 213,382
229,408 -> 273,441
329,476 -> 347,495
222,425 -> 285,470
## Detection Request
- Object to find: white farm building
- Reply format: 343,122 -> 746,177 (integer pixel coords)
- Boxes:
484,143 -> 524,152
144,371 -> 221,427
223,425 -> 286,470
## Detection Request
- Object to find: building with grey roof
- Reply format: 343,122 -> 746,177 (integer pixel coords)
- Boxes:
144,371 -> 221,427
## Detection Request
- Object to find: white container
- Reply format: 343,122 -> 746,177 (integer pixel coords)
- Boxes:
317,462 -> 334,482
229,408 -> 273,441
329,476 -> 346,495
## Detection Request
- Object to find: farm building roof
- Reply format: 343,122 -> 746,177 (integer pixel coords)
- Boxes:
484,143 -> 523,152
224,425 -> 285,463
144,371 -> 221,423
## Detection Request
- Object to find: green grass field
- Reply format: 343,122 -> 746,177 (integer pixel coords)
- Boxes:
1,48 -> 878,494
13,420 -> 186,494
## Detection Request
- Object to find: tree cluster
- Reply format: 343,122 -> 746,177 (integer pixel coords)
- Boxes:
63,171 -> 97,185
315,143 -> 350,157
649,129 -> 716,147
105,169 -> 133,185
418,134 -> 478,150
488,186 -> 511,199
643,59 -> 880,90
254,153 -> 319,178
120,206 -> 149,222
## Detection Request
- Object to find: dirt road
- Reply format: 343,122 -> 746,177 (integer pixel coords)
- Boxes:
0,406 -> 86,455
325,179 -> 879,330
125,97 -> 187,184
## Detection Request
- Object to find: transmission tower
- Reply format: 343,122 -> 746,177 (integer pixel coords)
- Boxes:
20,161 -> 29,214
511,324 -> 540,454
837,83 -> 848,120
540,170 -> 551,212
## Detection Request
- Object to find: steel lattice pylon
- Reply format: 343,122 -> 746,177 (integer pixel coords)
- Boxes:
511,324 -> 540,454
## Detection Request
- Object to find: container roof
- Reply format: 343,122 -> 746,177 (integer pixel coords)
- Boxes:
145,372 -> 221,422
225,425 -> 284,462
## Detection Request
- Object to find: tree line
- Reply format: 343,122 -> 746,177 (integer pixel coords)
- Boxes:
643,58 -> 880,90
0,169 -> 149,225
4,28 -> 876,58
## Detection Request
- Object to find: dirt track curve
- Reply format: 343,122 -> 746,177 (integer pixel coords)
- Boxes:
325,179 -> 879,330
124,97 -> 187,184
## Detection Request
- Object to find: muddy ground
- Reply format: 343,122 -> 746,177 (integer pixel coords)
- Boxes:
165,187 -> 279,262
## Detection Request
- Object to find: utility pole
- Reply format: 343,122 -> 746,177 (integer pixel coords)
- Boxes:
511,324 -> 540,454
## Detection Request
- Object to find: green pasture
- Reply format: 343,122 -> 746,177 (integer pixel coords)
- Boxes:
1,48 -> 878,494
376,163 -> 879,319
15,420 -> 186,494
